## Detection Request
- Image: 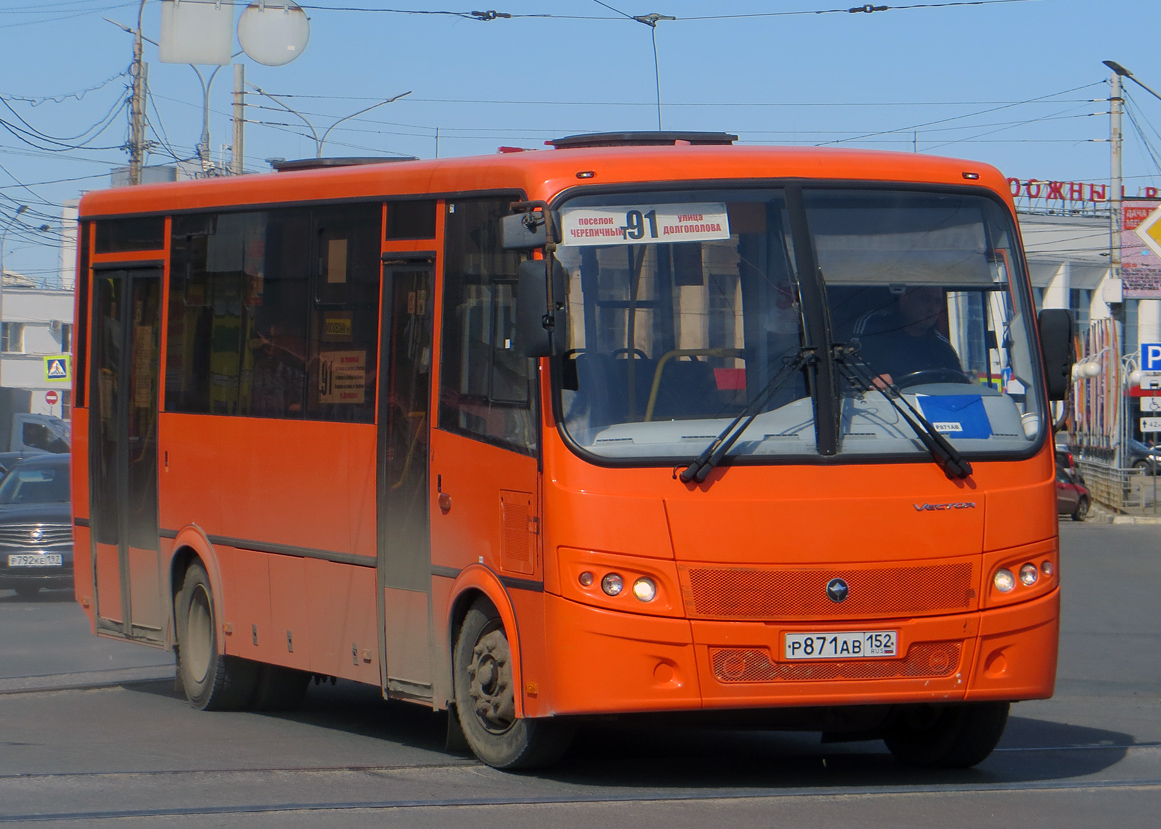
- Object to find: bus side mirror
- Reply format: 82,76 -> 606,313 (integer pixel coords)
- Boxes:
516,259 -> 567,358
1038,308 -> 1074,401
501,212 -> 547,249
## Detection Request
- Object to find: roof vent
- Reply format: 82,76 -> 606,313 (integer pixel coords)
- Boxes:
271,156 -> 418,172
547,131 -> 738,149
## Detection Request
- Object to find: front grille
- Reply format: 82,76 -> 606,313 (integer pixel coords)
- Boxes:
710,642 -> 962,683
680,562 -> 976,620
0,523 -> 72,549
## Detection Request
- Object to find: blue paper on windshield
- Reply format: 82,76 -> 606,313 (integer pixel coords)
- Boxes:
916,395 -> 992,440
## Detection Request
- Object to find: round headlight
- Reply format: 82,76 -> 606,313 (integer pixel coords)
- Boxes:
632,577 -> 657,602
994,568 -> 1016,593
1041,560 -> 1054,577
1019,563 -> 1039,586
601,573 -> 624,596
578,571 -> 594,587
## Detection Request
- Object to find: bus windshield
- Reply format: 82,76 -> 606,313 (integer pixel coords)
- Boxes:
553,186 -> 1046,464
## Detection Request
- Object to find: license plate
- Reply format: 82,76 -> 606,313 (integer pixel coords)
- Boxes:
7,554 -> 63,567
785,630 -> 897,660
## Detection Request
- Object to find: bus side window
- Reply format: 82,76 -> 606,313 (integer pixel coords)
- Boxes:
439,199 -> 537,453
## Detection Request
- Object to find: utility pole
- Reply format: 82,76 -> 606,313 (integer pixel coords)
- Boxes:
231,63 -> 245,175
128,0 -> 148,185
1109,64 -> 1124,287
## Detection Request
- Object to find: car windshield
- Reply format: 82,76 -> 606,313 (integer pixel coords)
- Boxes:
0,465 -> 69,504
553,186 -> 1045,463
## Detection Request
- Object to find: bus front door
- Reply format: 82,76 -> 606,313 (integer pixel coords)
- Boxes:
89,266 -> 164,642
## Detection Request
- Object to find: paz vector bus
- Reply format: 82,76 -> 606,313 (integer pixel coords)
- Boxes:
71,131 -> 1074,769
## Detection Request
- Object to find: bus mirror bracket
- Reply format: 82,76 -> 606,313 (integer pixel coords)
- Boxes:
1037,308 -> 1074,401
502,201 -> 560,249
516,258 -> 567,358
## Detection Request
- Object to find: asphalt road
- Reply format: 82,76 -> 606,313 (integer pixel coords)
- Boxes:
1,522 -> 1158,827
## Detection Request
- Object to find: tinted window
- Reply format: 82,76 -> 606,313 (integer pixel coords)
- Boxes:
166,204 -> 380,422
386,200 -> 437,240
95,216 -> 165,253
439,198 -> 536,452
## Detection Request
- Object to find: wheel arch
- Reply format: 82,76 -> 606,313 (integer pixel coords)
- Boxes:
167,526 -> 223,653
443,566 -> 526,718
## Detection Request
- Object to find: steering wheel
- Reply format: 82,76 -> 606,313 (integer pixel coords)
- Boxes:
892,368 -> 971,388
611,347 -> 649,360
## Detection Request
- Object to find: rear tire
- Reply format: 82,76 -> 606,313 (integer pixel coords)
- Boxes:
1072,497 -> 1090,522
174,563 -> 257,711
884,702 -> 1009,769
453,599 -> 574,769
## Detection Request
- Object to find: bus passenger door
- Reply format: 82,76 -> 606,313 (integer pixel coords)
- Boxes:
378,260 -> 436,701
89,266 -> 164,642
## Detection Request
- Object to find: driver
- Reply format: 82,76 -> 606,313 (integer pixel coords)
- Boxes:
850,286 -> 963,386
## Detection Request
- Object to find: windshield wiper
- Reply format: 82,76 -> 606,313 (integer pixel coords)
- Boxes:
833,344 -> 973,480
680,348 -> 815,484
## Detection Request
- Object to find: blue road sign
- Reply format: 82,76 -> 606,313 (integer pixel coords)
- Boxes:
1142,343 -> 1161,372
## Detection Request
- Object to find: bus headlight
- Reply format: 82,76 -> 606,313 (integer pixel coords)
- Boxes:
993,568 -> 1016,593
601,573 -> 624,596
632,577 -> 657,602
1019,563 -> 1039,586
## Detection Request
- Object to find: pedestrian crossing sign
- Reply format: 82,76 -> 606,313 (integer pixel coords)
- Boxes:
44,355 -> 70,383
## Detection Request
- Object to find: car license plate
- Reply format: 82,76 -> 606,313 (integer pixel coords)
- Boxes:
7,554 -> 63,567
785,630 -> 897,660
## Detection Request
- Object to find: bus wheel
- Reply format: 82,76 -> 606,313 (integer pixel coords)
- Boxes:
884,701 -> 1009,768
175,563 -> 257,711
453,599 -> 574,769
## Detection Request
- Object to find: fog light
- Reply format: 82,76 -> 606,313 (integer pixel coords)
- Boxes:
994,568 -> 1015,593
1020,563 -> 1039,586
601,573 -> 624,596
1041,560 -> 1054,577
578,571 -> 594,587
632,577 -> 657,602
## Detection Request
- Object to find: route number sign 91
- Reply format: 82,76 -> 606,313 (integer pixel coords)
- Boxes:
559,203 -> 731,247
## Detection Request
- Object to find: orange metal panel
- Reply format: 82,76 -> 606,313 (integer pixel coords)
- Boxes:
541,593 -> 700,716
217,546 -> 273,662
158,414 -> 376,557
268,554 -> 310,671
305,558 -> 378,682
968,588 -> 1059,701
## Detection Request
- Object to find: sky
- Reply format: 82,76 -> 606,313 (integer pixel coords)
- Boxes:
3,0 -> 1161,286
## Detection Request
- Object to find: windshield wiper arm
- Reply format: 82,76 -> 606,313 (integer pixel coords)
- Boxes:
680,348 -> 815,484
833,344 -> 973,480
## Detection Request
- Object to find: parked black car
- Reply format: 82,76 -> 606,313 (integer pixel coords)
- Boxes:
1127,439 -> 1160,474
0,454 -> 72,598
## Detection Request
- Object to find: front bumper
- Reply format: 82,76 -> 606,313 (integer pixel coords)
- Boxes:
539,587 -> 1058,717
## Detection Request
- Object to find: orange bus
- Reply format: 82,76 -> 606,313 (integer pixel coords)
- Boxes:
72,132 -> 1074,770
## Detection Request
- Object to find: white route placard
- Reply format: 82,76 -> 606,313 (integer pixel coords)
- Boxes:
1141,417 -> 1161,433
559,203 -> 730,246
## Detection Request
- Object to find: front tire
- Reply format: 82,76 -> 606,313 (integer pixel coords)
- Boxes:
884,702 -> 1009,769
453,598 -> 574,769
175,563 -> 257,711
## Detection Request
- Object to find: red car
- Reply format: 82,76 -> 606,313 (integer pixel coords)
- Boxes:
1056,465 -> 1090,521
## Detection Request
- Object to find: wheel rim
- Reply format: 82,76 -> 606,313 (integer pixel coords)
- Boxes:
466,624 -> 516,734
185,584 -> 214,685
